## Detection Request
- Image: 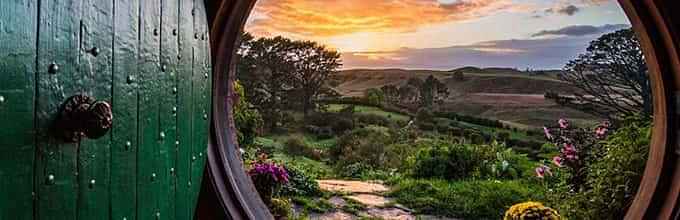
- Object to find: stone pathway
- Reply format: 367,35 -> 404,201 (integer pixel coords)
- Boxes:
295,180 -> 459,220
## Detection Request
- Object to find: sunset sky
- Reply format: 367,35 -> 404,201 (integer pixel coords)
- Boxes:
245,0 -> 630,70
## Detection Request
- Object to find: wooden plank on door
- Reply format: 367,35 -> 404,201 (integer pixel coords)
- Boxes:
76,0 -> 114,218
175,0 -> 196,218
189,0 -> 211,216
137,0 -> 162,218
0,0 -> 38,219
111,0 -> 140,219
159,0 -> 180,219
35,0 -> 83,219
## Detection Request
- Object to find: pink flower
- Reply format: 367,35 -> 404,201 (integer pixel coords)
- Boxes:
558,118 -> 569,129
562,143 -> 579,161
543,127 -> 553,140
535,165 -> 552,178
595,126 -> 608,138
552,156 -> 563,167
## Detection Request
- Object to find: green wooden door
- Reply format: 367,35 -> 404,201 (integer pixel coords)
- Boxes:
0,0 -> 212,219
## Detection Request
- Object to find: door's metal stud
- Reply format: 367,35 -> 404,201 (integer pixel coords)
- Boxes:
204,73 -> 209,79
153,28 -> 159,36
191,8 -> 196,16
155,212 -> 160,219
203,113 -> 208,120
172,107 -> 177,114
90,47 -> 100,57
200,34 -> 206,41
89,179 -> 95,188
0,96 -> 5,104
123,217 -> 127,220
194,33 -> 199,39
177,55 -> 182,60
199,152 -> 203,157
46,174 -> 55,185
151,173 -> 157,181
172,87 -> 178,94
48,62 -> 59,74
188,181 -> 192,187
175,140 -> 180,146
172,29 -> 178,36
170,168 -> 175,175
161,65 -> 167,72
126,75 -> 135,84
191,155 -> 197,162
125,141 -> 132,150
159,132 -> 166,140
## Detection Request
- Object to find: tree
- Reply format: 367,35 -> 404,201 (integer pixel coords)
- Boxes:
364,88 -> 385,106
555,28 -> 650,119
421,75 -> 449,107
233,80 -> 263,147
380,84 -> 400,104
236,34 -> 297,129
236,33 -> 342,127
289,40 -> 342,117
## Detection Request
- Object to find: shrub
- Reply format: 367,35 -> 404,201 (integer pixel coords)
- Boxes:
233,81 -> 263,147
504,202 -> 560,220
330,126 -> 392,169
389,178 -> 546,219
269,198 -> 292,218
355,113 -> 392,127
277,165 -> 322,197
416,108 -> 435,124
407,141 -> 533,180
408,142 -> 485,180
545,117 -> 651,219
284,136 -> 322,160
248,157 -> 289,204
306,112 -> 354,134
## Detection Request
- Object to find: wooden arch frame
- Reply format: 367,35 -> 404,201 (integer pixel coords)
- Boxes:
200,0 -> 680,219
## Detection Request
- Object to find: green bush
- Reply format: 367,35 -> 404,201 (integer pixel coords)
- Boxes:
284,136 -> 321,160
355,113 -> 392,127
389,178 -> 545,219
330,126 -> 393,169
547,118 -> 651,219
277,165 -> 322,197
407,141 -> 533,180
408,142 -> 485,180
233,81 -> 264,147
306,112 -> 354,134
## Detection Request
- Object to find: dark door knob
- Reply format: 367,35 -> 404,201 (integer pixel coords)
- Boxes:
55,94 -> 113,142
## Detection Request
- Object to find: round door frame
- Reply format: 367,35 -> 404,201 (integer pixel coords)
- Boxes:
201,0 -> 680,219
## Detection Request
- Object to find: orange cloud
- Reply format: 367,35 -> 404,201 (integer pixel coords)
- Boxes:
246,0 -> 523,38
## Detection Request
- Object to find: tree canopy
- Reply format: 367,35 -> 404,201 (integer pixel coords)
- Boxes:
552,28 -> 650,119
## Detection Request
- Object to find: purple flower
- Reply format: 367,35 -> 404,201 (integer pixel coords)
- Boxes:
558,118 -> 569,129
535,165 -> 552,178
561,143 -> 578,161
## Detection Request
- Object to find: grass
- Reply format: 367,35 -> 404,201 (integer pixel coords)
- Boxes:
327,104 -> 410,122
387,178 -> 546,219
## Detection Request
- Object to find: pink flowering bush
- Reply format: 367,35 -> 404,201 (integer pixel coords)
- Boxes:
248,154 -> 289,204
538,118 -> 611,187
538,116 -> 651,219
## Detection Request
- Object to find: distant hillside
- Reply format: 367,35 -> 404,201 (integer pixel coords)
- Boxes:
331,68 -> 598,128
333,68 -> 570,97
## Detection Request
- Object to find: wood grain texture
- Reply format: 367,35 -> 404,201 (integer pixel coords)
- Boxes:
76,0 -> 114,218
0,0 -> 37,219
137,0 -> 162,218
35,0 -> 83,219
111,0 -> 140,219
175,0 -> 196,218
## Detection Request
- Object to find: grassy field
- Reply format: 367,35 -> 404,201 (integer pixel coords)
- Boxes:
327,104 -> 411,122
